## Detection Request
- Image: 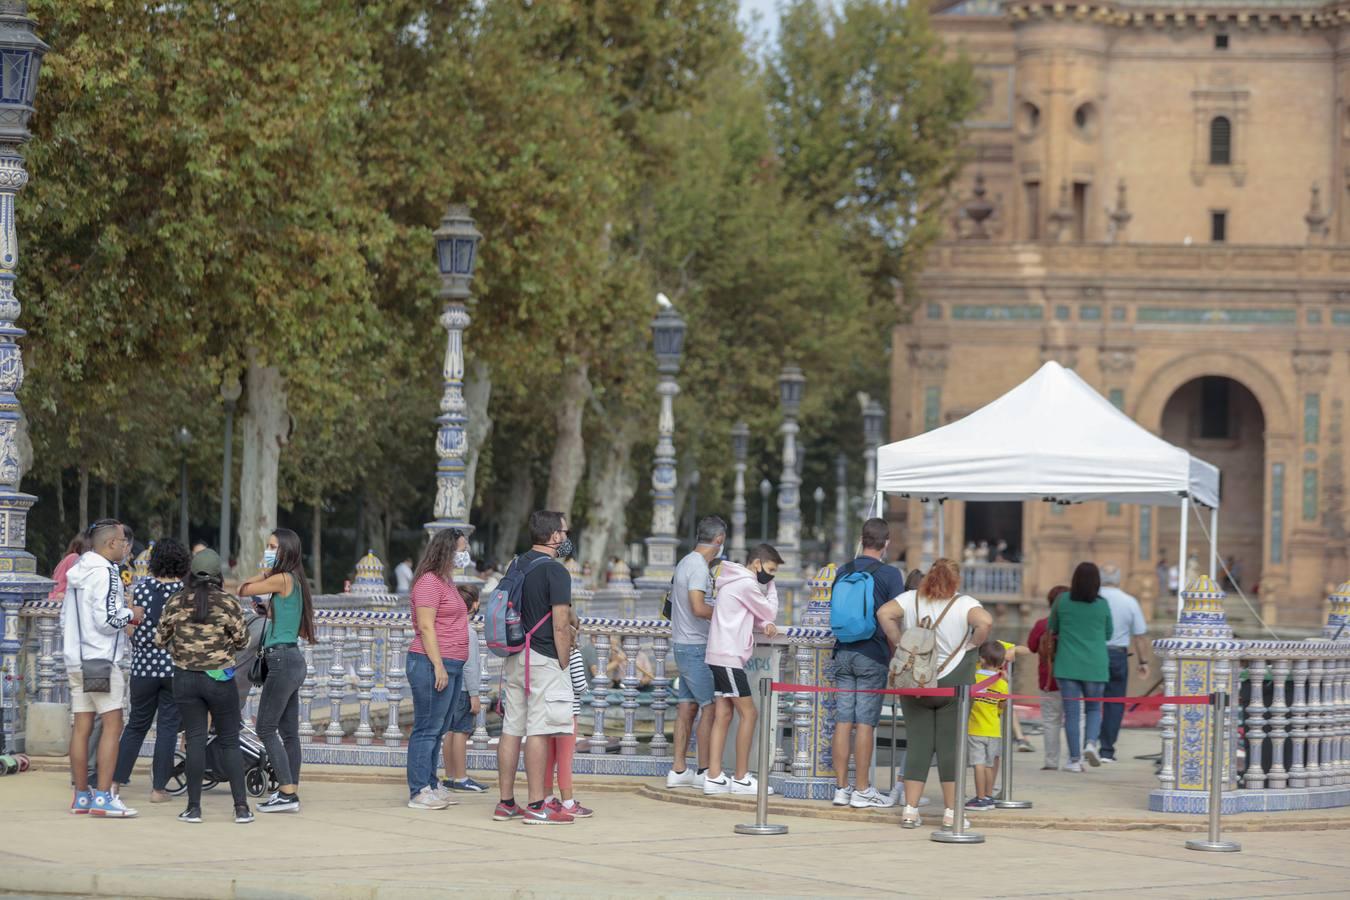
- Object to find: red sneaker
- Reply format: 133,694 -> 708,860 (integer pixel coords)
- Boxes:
492,801 -> 523,821
521,802 -> 574,825
560,799 -> 593,819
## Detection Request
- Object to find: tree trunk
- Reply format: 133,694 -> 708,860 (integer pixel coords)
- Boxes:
14,408 -> 32,484
492,472 -> 534,565
236,358 -> 289,579
464,358 -> 493,516
78,465 -> 89,532
99,480 -> 108,520
364,495 -> 390,571
55,467 -> 65,527
545,363 -> 591,518
581,415 -> 640,575
311,500 -> 323,594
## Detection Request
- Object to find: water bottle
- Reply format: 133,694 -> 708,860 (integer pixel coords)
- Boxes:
505,600 -> 525,647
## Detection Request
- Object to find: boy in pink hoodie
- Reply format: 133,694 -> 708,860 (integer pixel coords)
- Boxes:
703,543 -> 782,796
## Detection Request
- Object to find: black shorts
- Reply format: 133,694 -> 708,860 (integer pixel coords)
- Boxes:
711,665 -> 752,699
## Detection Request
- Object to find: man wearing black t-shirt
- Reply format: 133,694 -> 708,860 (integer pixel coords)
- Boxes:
494,510 -> 576,825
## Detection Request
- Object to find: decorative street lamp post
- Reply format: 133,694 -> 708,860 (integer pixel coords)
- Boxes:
775,365 -> 806,573
218,375 -> 242,556
638,301 -> 686,591
427,204 -> 482,540
759,478 -> 772,544
0,2 -> 50,755
176,427 -> 193,544
729,421 -> 749,558
833,453 -> 849,561
862,398 -> 885,517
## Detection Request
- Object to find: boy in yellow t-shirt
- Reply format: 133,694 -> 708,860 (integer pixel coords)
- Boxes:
965,640 -> 1010,810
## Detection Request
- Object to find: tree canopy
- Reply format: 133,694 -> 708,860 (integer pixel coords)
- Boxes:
18,0 -> 973,584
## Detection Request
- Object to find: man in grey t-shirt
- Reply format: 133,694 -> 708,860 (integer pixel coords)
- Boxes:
666,516 -> 726,789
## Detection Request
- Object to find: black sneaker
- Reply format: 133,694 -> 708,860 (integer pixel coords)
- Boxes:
234,804 -> 254,824
178,806 -> 203,824
257,792 -> 300,814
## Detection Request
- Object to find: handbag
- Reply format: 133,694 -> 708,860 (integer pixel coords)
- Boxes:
247,615 -> 270,686
71,588 -> 119,693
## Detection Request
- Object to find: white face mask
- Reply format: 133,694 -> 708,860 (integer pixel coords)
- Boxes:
454,550 -> 472,570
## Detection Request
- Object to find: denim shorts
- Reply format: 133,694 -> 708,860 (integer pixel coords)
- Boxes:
673,643 -> 714,707
448,689 -> 475,735
832,649 -> 888,727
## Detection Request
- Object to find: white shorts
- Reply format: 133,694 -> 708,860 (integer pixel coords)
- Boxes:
68,667 -> 126,716
501,650 -> 575,738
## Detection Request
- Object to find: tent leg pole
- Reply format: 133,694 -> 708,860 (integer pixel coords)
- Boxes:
1209,506 -> 1218,581
874,491 -> 884,522
1177,498 -> 1189,619
937,501 -> 945,561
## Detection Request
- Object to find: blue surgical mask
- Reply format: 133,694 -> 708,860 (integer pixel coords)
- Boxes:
263,549 -> 278,568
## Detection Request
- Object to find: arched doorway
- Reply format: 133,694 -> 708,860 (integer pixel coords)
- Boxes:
1157,376 -> 1265,594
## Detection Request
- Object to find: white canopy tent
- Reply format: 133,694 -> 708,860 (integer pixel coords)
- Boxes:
875,361 -> 1221,613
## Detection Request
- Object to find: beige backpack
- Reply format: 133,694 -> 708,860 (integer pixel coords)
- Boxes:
889,594 -> 962,690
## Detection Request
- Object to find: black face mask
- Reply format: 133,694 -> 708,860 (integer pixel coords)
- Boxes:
553,537 -> 575,560
756,567 -> 775,585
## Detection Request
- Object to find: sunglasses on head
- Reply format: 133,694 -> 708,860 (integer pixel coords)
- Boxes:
86,518 -> 120,538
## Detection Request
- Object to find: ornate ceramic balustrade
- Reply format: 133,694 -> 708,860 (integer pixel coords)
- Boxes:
961,562 -> 1022,599
1151,578 -> 1350,813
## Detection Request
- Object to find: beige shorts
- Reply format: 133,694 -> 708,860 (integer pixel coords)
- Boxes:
501,650 -> 575,738
68,667 -> 127,716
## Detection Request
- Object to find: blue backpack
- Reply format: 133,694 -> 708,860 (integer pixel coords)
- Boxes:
484,555 -> 551,659
830,559 -> 883,643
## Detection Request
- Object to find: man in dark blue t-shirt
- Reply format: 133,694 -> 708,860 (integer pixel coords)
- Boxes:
830,518 -> 906,809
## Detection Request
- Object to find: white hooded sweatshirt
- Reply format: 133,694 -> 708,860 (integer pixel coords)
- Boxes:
60,550 -> 133,671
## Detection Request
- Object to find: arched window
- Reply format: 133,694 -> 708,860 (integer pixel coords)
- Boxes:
1209,116 -> 1232,166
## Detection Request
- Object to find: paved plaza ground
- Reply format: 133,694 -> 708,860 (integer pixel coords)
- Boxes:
3,730 -> 1349,899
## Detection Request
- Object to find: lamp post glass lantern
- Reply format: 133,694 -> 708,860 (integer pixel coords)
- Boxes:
640,298 -> 686,589
428,204 -> 482,541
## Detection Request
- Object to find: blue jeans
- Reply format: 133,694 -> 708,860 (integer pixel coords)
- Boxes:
1059,678 -> 1105,762
405,652 -> 464,797
1099,648 -> 1130,758
831,649 -> 888,727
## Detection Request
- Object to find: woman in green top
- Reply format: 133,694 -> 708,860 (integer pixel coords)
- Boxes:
239,528 -> 315,813
1048,562 -> 1113,772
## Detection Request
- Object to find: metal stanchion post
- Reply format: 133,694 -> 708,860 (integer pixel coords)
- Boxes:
735,679 -> 788,836
995,657 -> 1031,809
888,700 -> 900,804
931,684 -> 985,844
1186,690 -> 1240,853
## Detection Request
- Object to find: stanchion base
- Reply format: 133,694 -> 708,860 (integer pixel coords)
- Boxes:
994,800 -> 1032,809
735,823 -> 789,836
931,829 -> 985,844
1185,839 -> 1240,853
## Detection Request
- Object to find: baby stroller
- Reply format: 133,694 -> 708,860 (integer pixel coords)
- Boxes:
167,723 -> 279,799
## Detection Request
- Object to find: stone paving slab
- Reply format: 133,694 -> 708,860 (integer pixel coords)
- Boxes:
5,764 -> 1350,899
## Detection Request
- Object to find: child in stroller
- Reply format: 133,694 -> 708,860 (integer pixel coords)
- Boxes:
168,722 -> 279,799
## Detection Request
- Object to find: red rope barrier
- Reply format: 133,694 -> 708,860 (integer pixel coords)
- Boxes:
769,681 -> 1210,706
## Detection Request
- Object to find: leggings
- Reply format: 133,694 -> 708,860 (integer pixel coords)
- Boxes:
899,652 -> 977,784
542,718 -> 578,796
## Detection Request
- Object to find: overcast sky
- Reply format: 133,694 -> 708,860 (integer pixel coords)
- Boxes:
739,0 -> 781,47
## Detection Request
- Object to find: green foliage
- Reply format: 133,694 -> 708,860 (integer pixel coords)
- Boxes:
16,0 -> 972,572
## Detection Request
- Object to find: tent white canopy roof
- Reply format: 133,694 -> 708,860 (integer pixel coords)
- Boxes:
876,361 -> 1220,509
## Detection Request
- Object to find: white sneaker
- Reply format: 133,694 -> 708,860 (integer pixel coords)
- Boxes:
1100,756 -> 1118,765
849,787 -> 897,809
942,807 -> 971,830
703,774 -> 731,795
666,767 -> 702,790
431,784 -> 459,805
832,786 -> 854,806
1084,742 -> 1102,767
901,805 -> 922,828
730,774 -> 773,796
407,787 -> 450,810
1065,760 -> 1085,773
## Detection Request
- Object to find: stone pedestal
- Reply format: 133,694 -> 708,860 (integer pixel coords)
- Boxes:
769,564 -> 838,801
1149,575 -> 1241,814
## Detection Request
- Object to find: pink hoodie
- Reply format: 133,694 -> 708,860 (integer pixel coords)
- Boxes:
705,560 -> 779,669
